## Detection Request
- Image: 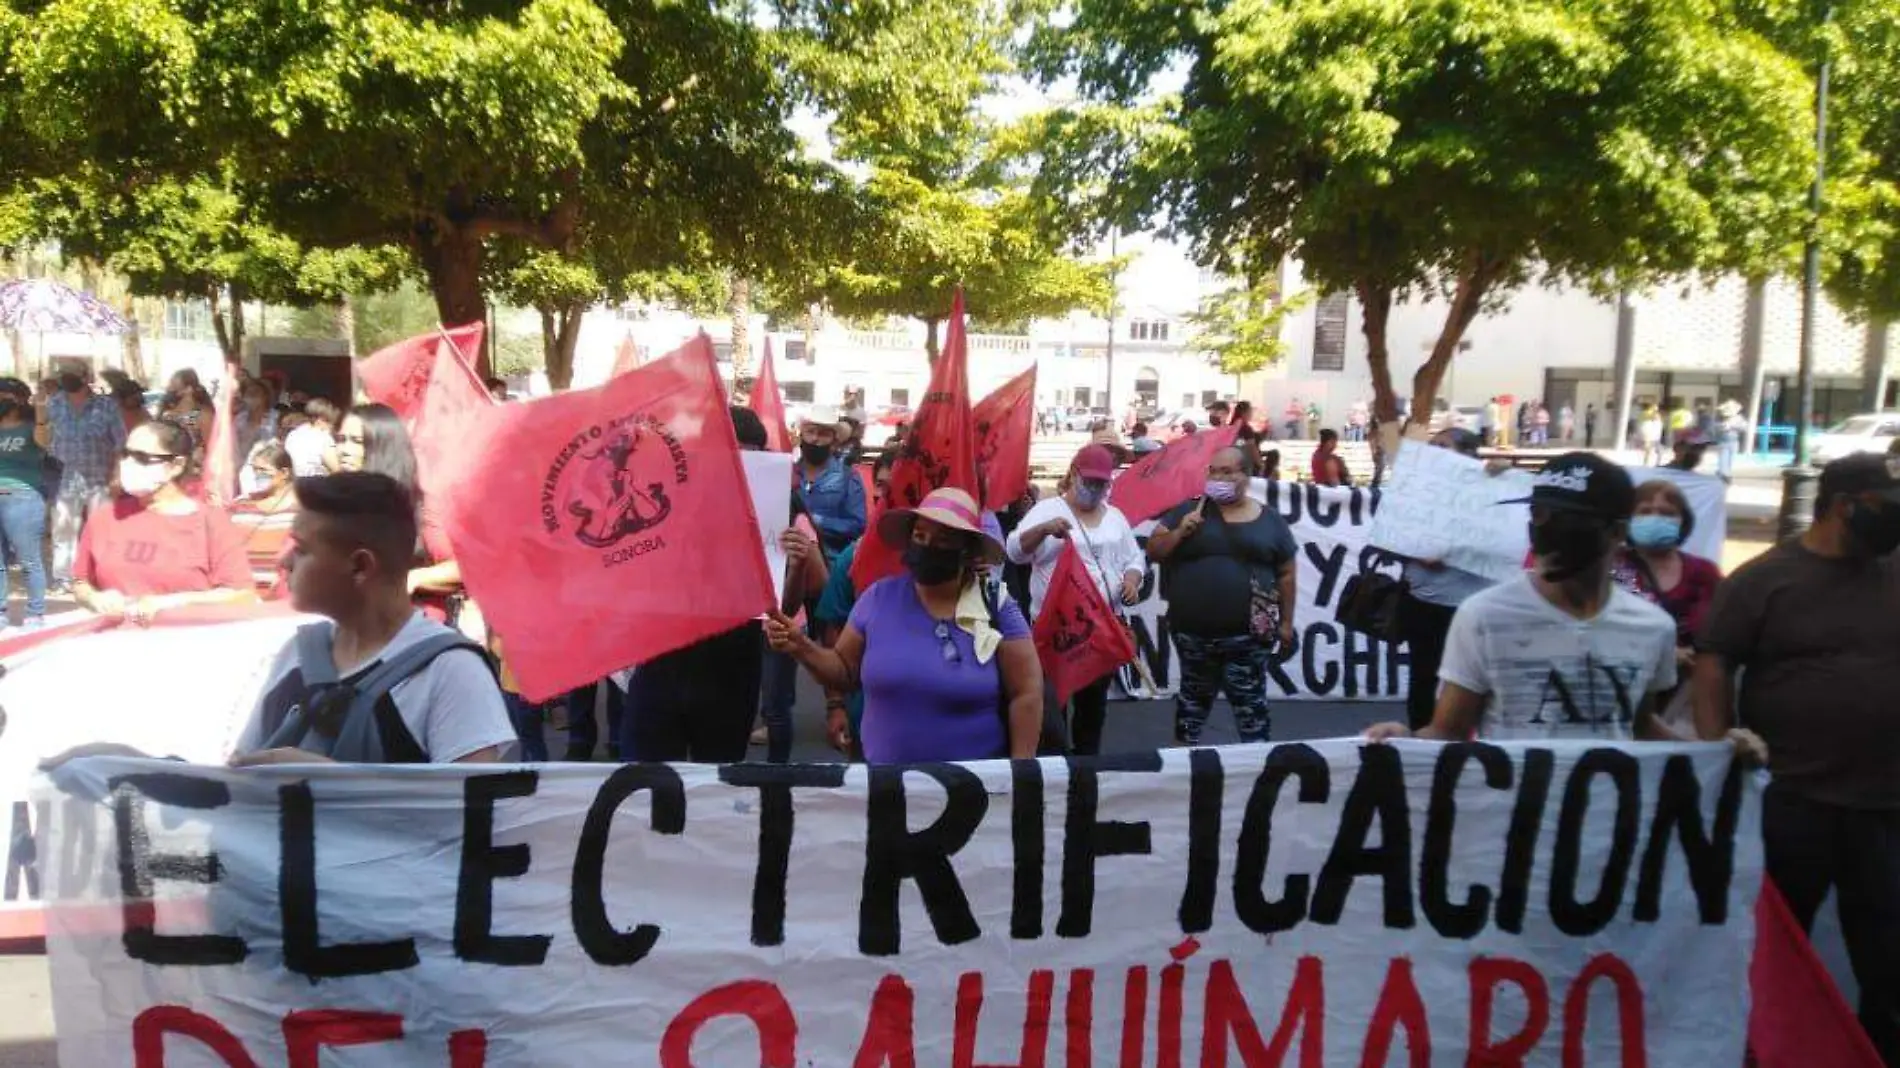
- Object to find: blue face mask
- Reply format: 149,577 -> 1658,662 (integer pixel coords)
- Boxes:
1628,514 -> 1683,550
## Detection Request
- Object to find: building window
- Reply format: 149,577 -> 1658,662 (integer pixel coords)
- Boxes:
783,381 -> 815,403
1202,390 -> 1220,407
1074,386 -> 1093,407
1312,292 -> 1350,372
1183,393 -> 1197,409
1130,319 -> 1171,342
784,339 -> 808,363
890,388 -> 910,406
713,342 -> 734,364
163,301 -> 213,341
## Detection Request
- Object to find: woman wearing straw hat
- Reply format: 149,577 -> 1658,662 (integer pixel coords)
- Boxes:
766,486 -> 1043,763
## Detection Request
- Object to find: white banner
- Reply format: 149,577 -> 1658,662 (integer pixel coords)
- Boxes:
0,612 -> 305,937
742,451 -> 796,605
1369,442 -> 1728,583
1119,480 -> 1409,702
36,742 -> 1761,1065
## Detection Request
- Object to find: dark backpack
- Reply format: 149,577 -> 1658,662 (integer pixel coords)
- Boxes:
256,624 -> 489,763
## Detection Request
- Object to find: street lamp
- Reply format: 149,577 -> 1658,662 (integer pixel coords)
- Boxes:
1778,3 -> 1833,541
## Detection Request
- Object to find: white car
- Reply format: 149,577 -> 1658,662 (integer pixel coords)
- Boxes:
1811,412 -> 1900,465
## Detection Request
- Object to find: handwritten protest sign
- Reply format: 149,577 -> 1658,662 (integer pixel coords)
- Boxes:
742,450 -> 795,605
1120,479 -> 1409,701
37,742 -> 1759,1065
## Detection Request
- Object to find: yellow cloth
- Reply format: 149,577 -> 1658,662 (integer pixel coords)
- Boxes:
953,581 -> 1003,665
490,634 -> 521,695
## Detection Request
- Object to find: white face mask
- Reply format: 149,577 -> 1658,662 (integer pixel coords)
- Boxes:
118,457 -> 171,498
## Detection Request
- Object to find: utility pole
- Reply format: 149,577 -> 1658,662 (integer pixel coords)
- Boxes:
1778,3 -> 1832,541
1103,231 -> 1119,415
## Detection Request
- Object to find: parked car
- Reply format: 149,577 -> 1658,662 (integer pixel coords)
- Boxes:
1811,412 -> 1900,464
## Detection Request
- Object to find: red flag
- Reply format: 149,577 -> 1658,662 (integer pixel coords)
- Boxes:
357,322 -> 485,419
973,364 -> 1036,510
852,290 -> 978,590
409,330 -> 498,561
1109,423 -> 1242,524
1033,544 -> 1137,705
611,333 -> 642,377
1749,879 -> 1884,1067
749,337 -> 792,453
200,363 -> 240,507
443,335 -> 775,701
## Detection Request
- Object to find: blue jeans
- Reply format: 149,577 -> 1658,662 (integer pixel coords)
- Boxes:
1718,432 -> 1739,479
760,646 -> 798,763
0,488 -> 47,619
504,693 -> 548,762
1173,631 -> 1272,745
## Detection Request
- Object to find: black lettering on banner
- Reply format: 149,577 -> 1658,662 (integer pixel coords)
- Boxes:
860,764 -> 986,956
1634,755 -> 1745,924
1421,744 -> 1513,939
1301,623 -> 1340,697
1304,483 -> 1342,527
1058,753 -> 1163,938
1234,743 -> 1329,933
1265,480 -> 1302,524
1265,638 -> 1299,693
572,764 -> 686,966
454,771 -> 550,966
5,801 -> 36,902
719,764 -> 848,947
281,782 -> 416,978
1549,748 -> 1641,936
1130,615 -> 1174,690
1385,635 -> 1410,697
1341,626 -> 1381,699
1311,743 -> 1415,928
110,774 -> 247,967
1496,748 -> 1554,934
1010,759 -> 1044,940
1304,542 -> 1348,608
1177,749 -> 1224,935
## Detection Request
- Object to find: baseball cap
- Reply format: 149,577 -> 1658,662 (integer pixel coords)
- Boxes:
1072,443 -> 1117,481
1820,452 -> 1900,504
1501,451 -> 1636,520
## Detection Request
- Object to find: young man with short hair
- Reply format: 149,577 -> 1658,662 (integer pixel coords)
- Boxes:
230,472 -> 515,766
1694,452 -> 1900,1063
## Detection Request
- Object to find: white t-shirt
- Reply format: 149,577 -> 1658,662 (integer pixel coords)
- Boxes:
236,612 -> 517,763
1006,496 -> 1145,622
1438,575 -> 1677,741
284,423 -> 332,478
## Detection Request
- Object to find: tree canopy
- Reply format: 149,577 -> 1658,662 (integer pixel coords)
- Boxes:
1024,0 -> 1818,420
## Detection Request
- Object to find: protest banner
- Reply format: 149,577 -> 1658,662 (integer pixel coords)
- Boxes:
35,741 -> 1760,1065
1120,479 -> 1409,702
1034,543 -> 1136,705
0,609 -> 305,939
973,364 -> 1036,510
1369,442 -> 1727,582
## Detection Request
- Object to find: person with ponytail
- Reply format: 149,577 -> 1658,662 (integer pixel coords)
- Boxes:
73,419 -> 254,622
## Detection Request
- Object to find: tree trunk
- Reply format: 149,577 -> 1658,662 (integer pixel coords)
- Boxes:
1409,252 -> 1504,420
119,292 -> 146,383
728,275 -> 753,383
801,305 -> 817,367
414,221 -> 490,377
924,317 -> 942,363
209,286 -> 247,365
337,295 -> 357,357
1356,283 -> 1399,424
540,302 -> 585,390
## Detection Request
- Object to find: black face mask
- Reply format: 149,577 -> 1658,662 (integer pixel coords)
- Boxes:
902,542 -> 965,586
799,441 -> 833,467
1529,511 -> 1614,581
1847,500 -> 1900,557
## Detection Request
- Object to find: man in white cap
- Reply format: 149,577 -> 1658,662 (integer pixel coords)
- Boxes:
795,403 -> 866,558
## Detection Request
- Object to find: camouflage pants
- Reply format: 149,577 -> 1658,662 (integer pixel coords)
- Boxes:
1173,631 -> 1271,745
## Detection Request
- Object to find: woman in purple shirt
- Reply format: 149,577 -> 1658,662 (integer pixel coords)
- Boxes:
767,487 -> 1043,763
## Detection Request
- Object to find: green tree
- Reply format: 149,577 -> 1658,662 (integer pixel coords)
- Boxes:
1024,0 -> 1818,422
1812,3 -> 1900,322
1190,276 -> 1314,376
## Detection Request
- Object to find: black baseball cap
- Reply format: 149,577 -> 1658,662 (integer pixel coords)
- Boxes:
1502,451 -> 1636,520
1820,453 -> 1900,504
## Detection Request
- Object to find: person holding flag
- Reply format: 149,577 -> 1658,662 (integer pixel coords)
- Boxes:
1006,444 -> 1144,755
768,487 -> 1042,763
1145,445 -> 1297,745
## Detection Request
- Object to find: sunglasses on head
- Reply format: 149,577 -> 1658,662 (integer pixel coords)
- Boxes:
119,448 -> 178,465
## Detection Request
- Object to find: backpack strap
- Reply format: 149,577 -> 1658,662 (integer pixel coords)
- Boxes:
264,629 -> 488,762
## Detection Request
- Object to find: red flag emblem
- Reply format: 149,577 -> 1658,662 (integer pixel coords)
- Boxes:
1033,544 -> 1137,705
443,336 -> 775,701
852,290 -> 978,590
357,322 -> 485,421
1109,424 -> 1242,524
973,364 -> 1036,511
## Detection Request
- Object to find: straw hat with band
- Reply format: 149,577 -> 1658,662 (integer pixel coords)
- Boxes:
876,486 -> 1004,565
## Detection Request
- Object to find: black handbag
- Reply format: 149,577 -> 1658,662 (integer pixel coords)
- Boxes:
1335,570 -> 1408,641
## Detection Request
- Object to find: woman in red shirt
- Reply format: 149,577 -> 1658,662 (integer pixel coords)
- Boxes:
73,420 -> 256,623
